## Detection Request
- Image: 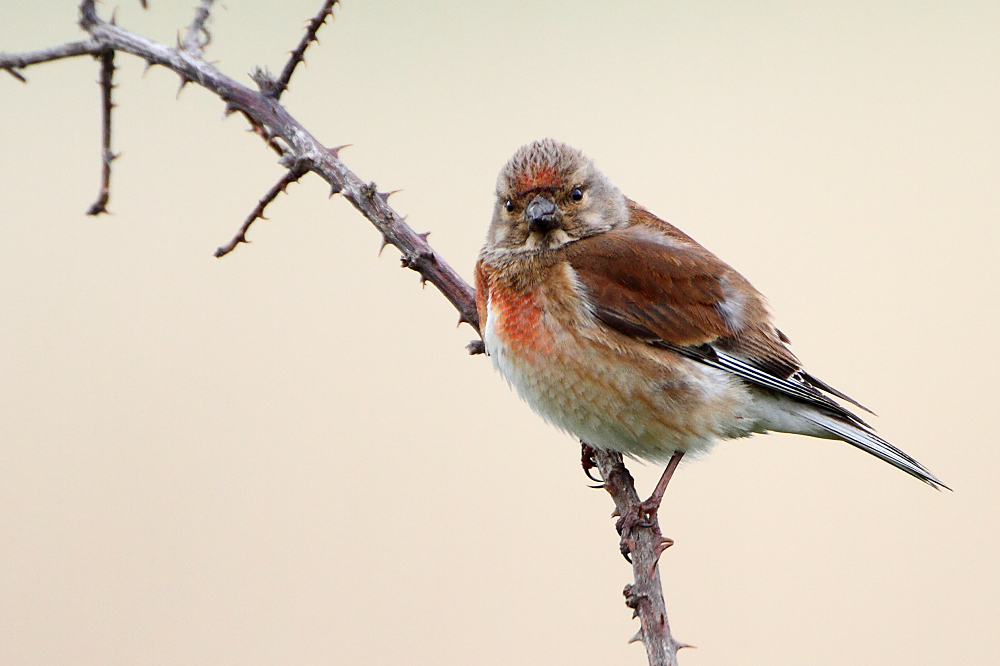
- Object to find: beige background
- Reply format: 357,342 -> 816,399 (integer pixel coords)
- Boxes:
1,1 -> 997,664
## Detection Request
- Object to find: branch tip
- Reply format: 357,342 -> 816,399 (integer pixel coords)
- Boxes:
269,0 -> 338,99
86,49 -> 116,217
215,168 -> 308,258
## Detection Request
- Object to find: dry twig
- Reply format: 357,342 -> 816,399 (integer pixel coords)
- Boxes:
270,0 -> 337,99
86,48 -> 117,215
0,3 -> 683,663
1,39 -> 104,80
588,446 -> 691,666
215,165 -> 309,257
181,0 -> 216,55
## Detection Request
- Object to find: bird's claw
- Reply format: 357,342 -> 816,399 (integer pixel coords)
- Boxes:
580,442 -> 603,485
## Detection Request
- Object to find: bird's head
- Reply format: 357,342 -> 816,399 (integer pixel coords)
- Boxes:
484,139 -> 628,254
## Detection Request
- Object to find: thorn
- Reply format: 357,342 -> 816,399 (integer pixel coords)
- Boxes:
177,76 -> 191,98
653,536 -> 674,561
378,236 -> 390,256
110,7 -> 118,24
328,144 -> 351,158
329,183 -> 342,198
632,609 -> 639,619
677,643 -> 697,651
5,67 -> 27,83
417,231 -> 431,242
628,630 -> 644,645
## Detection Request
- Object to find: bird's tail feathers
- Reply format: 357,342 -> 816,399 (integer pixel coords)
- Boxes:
801,411 -> 949,491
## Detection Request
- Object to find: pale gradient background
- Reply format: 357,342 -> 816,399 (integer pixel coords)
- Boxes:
1,1 -> 997,664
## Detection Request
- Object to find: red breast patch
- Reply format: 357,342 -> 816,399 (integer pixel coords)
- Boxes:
490,284 -> 553,356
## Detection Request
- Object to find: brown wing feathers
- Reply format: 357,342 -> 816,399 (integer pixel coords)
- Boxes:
568,230 -> 732,347
567,211 -> 871,423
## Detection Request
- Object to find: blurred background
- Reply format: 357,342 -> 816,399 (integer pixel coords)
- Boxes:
1,1 -> 997,664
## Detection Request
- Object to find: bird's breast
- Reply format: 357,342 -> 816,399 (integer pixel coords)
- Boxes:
485,283 -> 555,359
480,258 -> 755,461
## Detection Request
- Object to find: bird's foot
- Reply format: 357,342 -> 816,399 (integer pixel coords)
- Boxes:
580,442 -> 604,486
615,494 -> 661,535
615,450 -> 684,562
617,502 -> 675,563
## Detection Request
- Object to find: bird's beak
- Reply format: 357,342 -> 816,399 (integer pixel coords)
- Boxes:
525,194 -> 561,233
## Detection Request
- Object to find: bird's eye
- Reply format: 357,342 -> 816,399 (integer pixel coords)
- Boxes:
570,187 -> 584,202
504,199 -> 514,213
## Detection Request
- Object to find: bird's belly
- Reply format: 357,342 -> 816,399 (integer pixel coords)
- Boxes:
484,304 -> 753,462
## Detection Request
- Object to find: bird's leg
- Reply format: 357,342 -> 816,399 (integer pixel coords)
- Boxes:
616,451 -> 684,560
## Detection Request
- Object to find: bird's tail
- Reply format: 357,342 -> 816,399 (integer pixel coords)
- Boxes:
801,411 -> 949,490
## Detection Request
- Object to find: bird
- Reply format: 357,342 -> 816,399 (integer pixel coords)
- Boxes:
474,139 -> 946,547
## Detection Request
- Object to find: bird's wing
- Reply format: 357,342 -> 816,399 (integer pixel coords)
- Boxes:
566,211 -> 946,489
565,216 -> 861,422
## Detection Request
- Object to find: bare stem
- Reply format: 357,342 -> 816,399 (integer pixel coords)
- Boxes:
181,0 -> 216,55
270,0 -> 337,99
0,40 -> 104,78
215,166 -> 309,257
86,49 -> 116,216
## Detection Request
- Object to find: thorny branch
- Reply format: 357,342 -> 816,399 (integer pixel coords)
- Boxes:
215,165 -> 309,258
271,0 -> 336,99
181,0 -> 216,56
587,446 -> 691,666
86,48 -> 116,216
0,3 -> 682,663
0,39 -> 104,80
